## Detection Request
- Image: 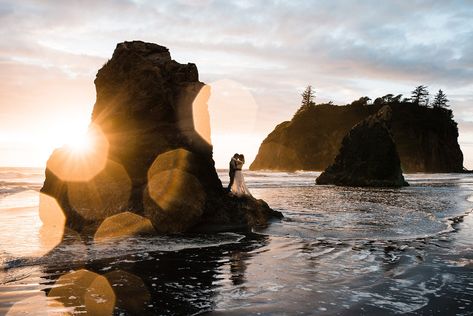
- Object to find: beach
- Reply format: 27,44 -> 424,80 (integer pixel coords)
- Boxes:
1,168 -> 473,315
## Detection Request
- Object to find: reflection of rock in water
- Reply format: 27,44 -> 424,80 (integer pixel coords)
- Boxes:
47,269 -> 115,314
230,250 -> 251,286
46,268 -> 149,315
39,233 -> 268,315
104,270 -> 151,313
39,40 -> 281,237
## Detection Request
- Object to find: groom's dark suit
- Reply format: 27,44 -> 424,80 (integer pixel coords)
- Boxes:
228,157 -> 237,190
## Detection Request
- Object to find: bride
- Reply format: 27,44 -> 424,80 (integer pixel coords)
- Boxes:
230,154 -> 251,197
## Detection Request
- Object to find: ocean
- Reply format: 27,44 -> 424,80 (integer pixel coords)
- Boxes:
1,167 -> 472,315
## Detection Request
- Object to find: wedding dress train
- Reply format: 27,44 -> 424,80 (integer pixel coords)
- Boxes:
230,159 -> 251,197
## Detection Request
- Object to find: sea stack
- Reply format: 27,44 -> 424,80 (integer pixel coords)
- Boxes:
250,100 -> 463,173
316,106 -> 409,187
40,40 -> 282,236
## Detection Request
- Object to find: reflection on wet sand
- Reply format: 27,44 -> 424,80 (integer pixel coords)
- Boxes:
48,269 -> 114,314
3,172 -> 473,315
31,234 -> 269,315
5,294 -> 69,316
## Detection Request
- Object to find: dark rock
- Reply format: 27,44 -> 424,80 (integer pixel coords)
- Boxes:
193,194 -> 283,233
250,102 -> 463,173
316,106 -> 409,187
40,40 -> 281,235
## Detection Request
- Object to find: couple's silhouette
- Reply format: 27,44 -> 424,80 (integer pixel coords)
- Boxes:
228,153 -> 251,197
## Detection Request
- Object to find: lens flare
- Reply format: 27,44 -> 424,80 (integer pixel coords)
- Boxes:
65,132 -> 92,153
144,148 -> 206,233
177,83 -> 212,147
48,269 -> 116,315
192,84 -> 212,144
46,124 -> 109,182
39,193 -> 66,228
67,160 -> 132,221
94,212 -> 156,241
84,275 -> 116,315
37,193 -> 66,257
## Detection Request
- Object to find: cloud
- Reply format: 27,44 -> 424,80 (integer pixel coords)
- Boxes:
0,0 -> 472,167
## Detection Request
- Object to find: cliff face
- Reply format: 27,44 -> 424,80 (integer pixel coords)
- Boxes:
41,41 -> 281,236
250,102 -> 463,173
316,106 -> 408,187
390,105 -> 463,173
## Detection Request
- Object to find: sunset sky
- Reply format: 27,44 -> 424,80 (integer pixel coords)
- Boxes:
1,0 -> 472,169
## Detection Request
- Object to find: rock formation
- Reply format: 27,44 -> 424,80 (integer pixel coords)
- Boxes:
40,40 -> 282,236
316,106 -> 409,187
250,101 -> 464,173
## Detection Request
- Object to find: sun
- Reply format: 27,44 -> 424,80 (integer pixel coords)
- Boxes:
46,124 -> 110,182
67,133 -> 92,153
64,130 -> 93,154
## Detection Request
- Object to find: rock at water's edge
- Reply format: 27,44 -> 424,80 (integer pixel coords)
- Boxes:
40,40 -> 281,235
316,106 -> 409,187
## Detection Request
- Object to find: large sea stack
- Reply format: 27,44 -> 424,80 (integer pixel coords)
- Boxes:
40,41 -> 281,236
250,100 -> 464,172
316,106 -> 408,187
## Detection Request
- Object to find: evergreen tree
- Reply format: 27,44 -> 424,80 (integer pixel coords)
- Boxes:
432,89 -> 449,108
411,85 -> 429,106
392,94 -> 403,103
382,94 -> 394,103
301,85 -> 315,108
295,85 -> 316,116
350,96 -> 371,107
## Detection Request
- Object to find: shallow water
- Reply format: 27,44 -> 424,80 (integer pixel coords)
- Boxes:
1,168 -> 473,315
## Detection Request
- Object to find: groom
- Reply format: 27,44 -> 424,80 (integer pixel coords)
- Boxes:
228,153 -> 239,191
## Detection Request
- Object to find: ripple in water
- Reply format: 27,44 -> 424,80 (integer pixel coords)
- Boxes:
1,169 -> 473,315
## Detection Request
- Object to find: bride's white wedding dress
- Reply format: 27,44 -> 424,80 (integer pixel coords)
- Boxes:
230,159 -> 251,197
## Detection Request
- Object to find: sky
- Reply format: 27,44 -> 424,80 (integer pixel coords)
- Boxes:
0,0 -> 472,169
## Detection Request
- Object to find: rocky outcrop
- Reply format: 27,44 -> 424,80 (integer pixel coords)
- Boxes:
316,106 -> 408,187
40,40 -> 281,235
250,101 -> 464,173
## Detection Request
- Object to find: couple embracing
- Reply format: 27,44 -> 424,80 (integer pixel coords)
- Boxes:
228,153 -> 251,197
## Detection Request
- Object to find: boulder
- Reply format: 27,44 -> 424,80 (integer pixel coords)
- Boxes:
40,40 -> 281,235
194,195 -> 283,232
316,106 -> 409,187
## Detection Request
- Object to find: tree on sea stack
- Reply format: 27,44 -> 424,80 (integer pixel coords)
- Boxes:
295,85 -> 315,115
350,96 -> 371,107
302,85 -> 315,107
432,89 -> 449,108
411,85 -> 429,106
